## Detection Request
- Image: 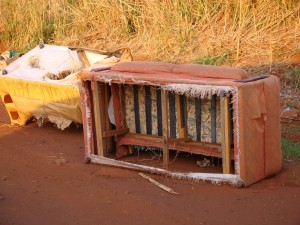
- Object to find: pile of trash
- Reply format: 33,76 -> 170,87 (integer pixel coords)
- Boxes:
2,45 -> 82,83
0,50 -> 20,71
0,44 -> 132,129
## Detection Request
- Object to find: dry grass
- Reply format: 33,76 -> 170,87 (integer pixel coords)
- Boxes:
0,0 -> 299,149
0,0 -> 300,68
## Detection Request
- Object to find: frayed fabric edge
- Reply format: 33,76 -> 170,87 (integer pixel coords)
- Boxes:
79,83 -> 92,157
231,86 -> 240,176
163,84 -> 234,99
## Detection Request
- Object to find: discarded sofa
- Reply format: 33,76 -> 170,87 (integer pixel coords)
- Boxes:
79,61 -> 282,187
0,44 -> 132,129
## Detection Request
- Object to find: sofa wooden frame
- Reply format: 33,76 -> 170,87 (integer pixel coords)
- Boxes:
85,80 -> 233,174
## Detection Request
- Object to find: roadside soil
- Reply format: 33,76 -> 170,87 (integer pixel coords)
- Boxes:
0,101 -> 300,225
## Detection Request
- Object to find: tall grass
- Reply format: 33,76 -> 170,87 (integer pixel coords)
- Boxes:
0,0 -> 300,67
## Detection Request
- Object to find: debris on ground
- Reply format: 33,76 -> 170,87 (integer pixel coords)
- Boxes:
138,172 -> 179,195
281,107 -> 300,122
196,158 -> 214,167
0,50 -> 20,70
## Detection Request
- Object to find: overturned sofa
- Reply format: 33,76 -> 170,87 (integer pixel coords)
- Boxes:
79,61 -> 282,186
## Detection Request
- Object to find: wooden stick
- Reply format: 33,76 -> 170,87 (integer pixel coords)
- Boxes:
104,84 -> 113,152
99,83 -> 108,153
176,94 -> 187,138
211,95 -> 217,143
221,96 -> 231,174
92,81 -> 104,156
102,128 -> 129,137
111,84 -> 129,158
133,85 -> 141,133
138,173 -> 179,195
145,86 -> 152,135
161,89 -> 169,169
119,85 -> 127,127
118,133 -> 230,159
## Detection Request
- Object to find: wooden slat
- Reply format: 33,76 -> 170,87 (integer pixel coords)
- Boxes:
99,83 -> 107,152
92,81 -> 104,156
195,97 -> 202,141
118,133 -> 191,143
170,137 -> 192,142
117,133 -> 233,159
145,86 -> 152,135
111,84 -> 129,158
104,84 -> 112,152
111,84 -> 123,127
211,94 -> 217,143
119,85 -> 126,127
90,155 -> 239,186
181,95 -> 188,128
221,96 -> 231,174
169,92 -> 176,138
133,85 -> 141,133
162,90 -> 169,169
103,128 -> 129,138
176,95 -> 187,138
156,88 -> 162,136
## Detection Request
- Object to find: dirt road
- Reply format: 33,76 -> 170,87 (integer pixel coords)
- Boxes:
0,102 -> 299,225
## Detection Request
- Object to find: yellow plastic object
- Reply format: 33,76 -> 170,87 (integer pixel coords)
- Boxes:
0,45 -> 133,129
0,76 -> 81,128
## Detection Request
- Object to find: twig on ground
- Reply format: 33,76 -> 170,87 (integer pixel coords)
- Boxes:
138,172 -> 179,195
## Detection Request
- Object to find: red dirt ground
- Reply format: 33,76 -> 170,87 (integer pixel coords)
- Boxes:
0,102 -> 300,225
